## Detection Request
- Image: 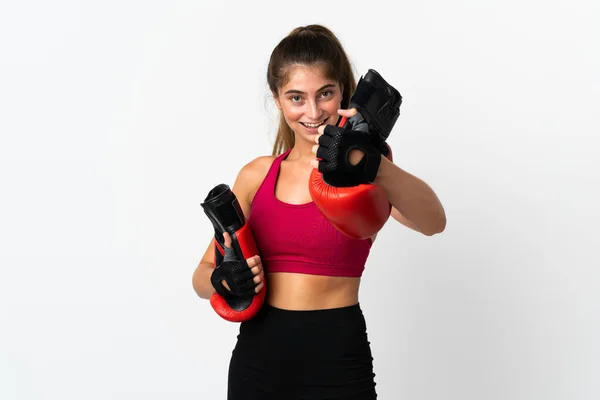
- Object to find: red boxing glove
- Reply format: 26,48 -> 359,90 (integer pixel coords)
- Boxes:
200,184 -> 265,322
309,120 -> 393,239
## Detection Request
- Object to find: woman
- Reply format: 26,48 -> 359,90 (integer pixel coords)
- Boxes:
192,24 -> 446,400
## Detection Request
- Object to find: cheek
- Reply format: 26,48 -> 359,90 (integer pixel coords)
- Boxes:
281,106 -> 303,123
326,93 -> 343,111
325,101 -> 341,114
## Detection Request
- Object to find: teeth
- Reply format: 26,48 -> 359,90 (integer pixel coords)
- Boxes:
303,119 -> 325,128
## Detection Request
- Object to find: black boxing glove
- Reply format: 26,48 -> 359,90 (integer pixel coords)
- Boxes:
349,69 -> 402,143
210,246 -> 257,298
347,112 -> 391,157
316,121 -> 383,188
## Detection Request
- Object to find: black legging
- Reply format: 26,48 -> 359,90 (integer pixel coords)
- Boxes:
227,303 -> 378,399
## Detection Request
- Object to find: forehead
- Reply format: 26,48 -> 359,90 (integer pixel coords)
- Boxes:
280,64 -> 336,93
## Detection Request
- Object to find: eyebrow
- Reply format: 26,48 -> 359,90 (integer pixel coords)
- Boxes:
284,83 -> 336,95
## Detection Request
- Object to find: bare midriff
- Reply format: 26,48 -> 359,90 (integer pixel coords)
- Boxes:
266,272 -> 360,310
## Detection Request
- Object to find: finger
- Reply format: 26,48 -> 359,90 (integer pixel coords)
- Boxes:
318,133 -> 333,148
311,144 -> 319,155
251,264 -> 262,275
310,159 -> 319,169
237,279 -> 257,297
246,255 -> 260,268
255,282 -> 264,293
318,124 -> 326,135
338,108 -> 358,117
316,145 -> 331,161
222,232 -> 232,248
253,273 -> 262,284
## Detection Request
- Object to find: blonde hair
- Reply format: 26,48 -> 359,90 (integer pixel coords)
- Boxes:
267,25 -> 356,155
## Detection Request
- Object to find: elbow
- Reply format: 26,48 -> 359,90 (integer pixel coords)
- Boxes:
421,214 -> 446,236
192,264 -> 214,300
191,273 -> 205,299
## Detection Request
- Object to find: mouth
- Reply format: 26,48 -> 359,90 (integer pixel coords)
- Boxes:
300,118 -> 328,129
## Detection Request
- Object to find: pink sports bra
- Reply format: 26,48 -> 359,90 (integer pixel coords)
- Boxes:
248,150 -> 372,278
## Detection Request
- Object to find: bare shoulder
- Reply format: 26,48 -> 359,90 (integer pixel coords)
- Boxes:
239,155 -> 276,179
236,155 -> 276,186
233,155 -> 277,204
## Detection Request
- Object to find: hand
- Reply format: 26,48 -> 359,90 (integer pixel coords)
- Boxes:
310,108 -> 383,187
310,108 -> 364,169
211,232 -> 265,297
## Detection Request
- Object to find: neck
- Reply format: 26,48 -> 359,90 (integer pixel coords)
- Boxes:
287,138 -> 315,162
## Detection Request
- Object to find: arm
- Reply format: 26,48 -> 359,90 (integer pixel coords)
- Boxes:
375,155 -> 446,236
192,240 -> 219,300
311,108 -> 446,237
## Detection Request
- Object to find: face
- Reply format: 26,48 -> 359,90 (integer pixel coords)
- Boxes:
274,64 -> 343,144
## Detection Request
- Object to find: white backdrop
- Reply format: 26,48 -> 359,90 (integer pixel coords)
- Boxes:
1,1 -> 599,399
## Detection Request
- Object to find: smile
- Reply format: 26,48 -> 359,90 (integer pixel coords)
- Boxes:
300,119 -> 327,129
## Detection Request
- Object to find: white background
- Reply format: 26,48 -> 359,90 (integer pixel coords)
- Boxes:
1,1 -> 599,399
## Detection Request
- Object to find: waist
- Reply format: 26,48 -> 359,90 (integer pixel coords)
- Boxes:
266,271 -> 360,310
265,259 -> 365,278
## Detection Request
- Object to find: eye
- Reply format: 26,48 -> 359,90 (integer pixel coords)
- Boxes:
289,95 -> 302,103
320,90 -> 333,98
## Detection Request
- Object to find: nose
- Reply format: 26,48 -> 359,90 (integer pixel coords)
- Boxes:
306,99 -> 323,121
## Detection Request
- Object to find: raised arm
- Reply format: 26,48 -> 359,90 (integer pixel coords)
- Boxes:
374,155 -> 446,236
